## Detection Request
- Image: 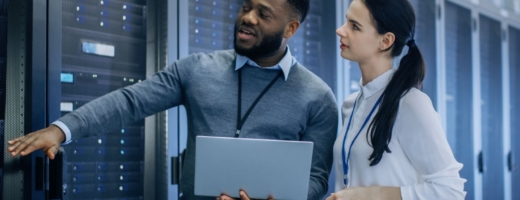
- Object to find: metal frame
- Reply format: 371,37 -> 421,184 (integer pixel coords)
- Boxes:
436,0 -> 448,132
47,0 -> 63,198
175,1 -> 190,199
144,0 -> 158,198
502,21 -> 512,200
471,6 -> 484,200
167,0 -> 180,199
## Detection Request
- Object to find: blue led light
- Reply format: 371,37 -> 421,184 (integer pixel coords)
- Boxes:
61,73 -> 74,83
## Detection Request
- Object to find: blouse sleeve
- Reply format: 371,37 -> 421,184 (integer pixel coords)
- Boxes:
396,89 -> 467,200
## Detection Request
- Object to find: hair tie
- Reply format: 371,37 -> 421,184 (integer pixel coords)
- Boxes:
406,39 -> 416,47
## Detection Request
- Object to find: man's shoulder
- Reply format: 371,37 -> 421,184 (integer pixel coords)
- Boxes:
290,62 -> 332,94
180,49 -> 236,65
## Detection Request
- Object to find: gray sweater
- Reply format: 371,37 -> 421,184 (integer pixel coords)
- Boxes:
59,50 -> 339,200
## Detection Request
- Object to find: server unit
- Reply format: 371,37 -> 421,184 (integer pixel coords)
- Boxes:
60,0 -> 147,199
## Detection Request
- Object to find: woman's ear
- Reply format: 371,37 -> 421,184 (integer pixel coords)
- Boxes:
379,32 -> 395,51
284,20 -> 300,38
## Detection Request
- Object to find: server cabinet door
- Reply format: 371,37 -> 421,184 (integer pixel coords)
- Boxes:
444,2 -> 474,199
479,14 -> 504,200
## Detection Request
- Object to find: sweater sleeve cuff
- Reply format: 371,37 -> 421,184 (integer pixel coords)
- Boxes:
400,185 -> 414,200
52,121 -> 72,145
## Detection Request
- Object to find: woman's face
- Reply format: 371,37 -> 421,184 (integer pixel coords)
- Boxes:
336,0 -> 383,62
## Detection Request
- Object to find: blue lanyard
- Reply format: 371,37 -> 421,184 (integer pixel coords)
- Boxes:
341,94 -> 383,187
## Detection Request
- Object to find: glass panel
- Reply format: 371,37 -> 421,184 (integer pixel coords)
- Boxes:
445,2 -> 474,199
60,0 -> 147,199
480,14 -> 504,200
509,26 -> 520,200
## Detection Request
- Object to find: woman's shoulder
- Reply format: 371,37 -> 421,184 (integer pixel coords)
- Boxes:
398,88 -> 437,120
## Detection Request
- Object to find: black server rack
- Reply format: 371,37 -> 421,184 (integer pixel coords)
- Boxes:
60,0 -> 147,199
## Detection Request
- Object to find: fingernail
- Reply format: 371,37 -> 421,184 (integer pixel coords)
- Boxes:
240,191 -> 245,196
21,151 -> 25,155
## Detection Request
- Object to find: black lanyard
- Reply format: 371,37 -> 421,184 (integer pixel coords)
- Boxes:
235,69 -> 283,138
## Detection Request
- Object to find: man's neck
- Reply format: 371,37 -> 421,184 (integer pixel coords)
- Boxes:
249,46 -> 287,67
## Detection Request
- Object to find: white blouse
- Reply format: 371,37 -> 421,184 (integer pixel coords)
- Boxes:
332,69 -> 466,200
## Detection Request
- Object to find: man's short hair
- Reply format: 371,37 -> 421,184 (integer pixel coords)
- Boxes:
286,0 -> 310,23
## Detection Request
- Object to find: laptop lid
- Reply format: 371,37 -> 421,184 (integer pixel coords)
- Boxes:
194,136 -> 314,199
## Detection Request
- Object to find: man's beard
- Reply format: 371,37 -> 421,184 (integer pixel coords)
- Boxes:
233,25 -> 284,58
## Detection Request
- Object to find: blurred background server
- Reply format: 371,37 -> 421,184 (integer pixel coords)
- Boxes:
1,0 -> 520,200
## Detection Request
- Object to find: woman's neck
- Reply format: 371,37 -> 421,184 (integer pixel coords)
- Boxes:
358,59 -> 393,86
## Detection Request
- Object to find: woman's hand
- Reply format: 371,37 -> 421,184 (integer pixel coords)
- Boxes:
325,186 -> 401,200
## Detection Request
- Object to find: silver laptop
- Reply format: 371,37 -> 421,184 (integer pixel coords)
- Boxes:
194,136 -> 314,200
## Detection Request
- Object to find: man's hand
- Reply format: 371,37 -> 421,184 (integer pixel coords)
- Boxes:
7,125 -> 65,160
217,190 -> 274,200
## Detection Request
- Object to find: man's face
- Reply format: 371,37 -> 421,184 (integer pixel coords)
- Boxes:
234,0 -> 290,58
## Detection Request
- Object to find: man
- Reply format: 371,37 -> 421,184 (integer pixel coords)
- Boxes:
7,0 -> 338,199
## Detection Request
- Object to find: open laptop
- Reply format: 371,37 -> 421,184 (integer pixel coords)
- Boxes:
194,136 -> 314,200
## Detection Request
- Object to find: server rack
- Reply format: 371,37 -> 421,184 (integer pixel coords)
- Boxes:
59,0 -> 148,199
2,0 -> 167,199
479,14 -> 504,200
444,2 -> 474,199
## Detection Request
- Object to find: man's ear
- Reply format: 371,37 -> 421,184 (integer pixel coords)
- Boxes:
284,20 -> 300,38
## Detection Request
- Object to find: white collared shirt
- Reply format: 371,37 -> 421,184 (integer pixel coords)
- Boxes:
333,69 -> 466,199
235,46 -> 296,81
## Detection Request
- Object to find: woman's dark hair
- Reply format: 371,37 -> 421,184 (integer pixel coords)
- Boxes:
362,0 -> 426,166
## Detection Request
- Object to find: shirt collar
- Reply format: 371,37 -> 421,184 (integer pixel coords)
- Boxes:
359,69 -> 396,99
235,46 -> 295,81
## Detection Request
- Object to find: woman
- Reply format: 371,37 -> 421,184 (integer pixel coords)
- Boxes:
327,0 -> 466,199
